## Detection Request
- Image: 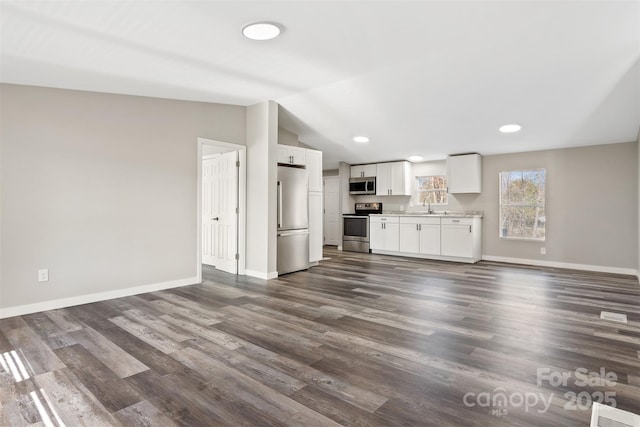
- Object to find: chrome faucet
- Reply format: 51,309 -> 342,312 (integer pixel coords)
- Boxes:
425,200 -> 432,214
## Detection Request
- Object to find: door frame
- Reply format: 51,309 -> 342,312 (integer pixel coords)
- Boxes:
196,137 -> 246,283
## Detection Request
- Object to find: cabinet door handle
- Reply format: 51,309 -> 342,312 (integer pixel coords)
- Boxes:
419,224 -> 422,231
469,225 -> 472,233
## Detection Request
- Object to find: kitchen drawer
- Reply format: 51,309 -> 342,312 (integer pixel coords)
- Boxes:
370,215 -> 399,224
399,216 -> 441,225
441,217 -> 473,226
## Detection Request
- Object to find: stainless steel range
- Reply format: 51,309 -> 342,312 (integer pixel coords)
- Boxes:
342,202 -> 383,253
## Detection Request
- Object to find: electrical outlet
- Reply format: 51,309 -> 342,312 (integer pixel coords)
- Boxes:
540,247 -> 546,255
38,269 -> 49,282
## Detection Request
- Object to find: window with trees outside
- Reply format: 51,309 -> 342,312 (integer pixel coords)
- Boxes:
499,169 -> 545,240
416,175 -> 447,205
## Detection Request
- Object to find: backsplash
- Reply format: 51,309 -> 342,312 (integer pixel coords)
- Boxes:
354,195 -> 410,212
355,193 -> 478,214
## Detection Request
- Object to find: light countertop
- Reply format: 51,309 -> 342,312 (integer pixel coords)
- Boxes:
372,211 -> 483,218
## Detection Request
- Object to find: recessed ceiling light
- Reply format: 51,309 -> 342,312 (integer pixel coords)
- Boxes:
242,22 -> 282,41
408,155 -> 424,162
499,124 -> 522,133
353,136 -> 370,143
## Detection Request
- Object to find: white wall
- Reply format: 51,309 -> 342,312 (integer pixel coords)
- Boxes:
0,84 -> 246,314
359,142 -> 638,270
245,101 -> 278,278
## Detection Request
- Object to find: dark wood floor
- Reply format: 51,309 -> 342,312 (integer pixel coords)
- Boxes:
1,247 -> 639,426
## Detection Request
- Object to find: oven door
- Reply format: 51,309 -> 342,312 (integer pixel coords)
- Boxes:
342,216 -> 369,242
343,215 -> 370,252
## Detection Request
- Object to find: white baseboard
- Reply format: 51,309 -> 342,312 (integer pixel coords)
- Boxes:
481,255 -> 639,277
245,269 -> 278,280
0,276 -> 199,319
337,245 -> 343,251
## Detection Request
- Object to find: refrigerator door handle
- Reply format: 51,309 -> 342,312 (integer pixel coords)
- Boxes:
278,230 -> 309,237
277,181 -> 283,228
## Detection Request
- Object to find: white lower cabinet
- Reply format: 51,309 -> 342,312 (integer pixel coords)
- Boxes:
399,217 -> 441,255
441,225 -> 473,258
370,216 -> 399,251
440,217 -> 481,260
373,215 -> 481,263
399,223 -> 420,254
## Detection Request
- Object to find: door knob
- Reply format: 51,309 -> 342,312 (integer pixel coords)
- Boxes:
212,217 -> 219,221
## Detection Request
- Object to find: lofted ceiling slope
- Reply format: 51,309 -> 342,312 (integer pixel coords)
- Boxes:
1,1 -> 638,168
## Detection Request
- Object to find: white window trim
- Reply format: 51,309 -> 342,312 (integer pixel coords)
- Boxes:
416,175 -> 448,205
499,169 -> 546,241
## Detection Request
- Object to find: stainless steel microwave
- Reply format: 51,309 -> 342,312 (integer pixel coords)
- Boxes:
349,177 -> 376,195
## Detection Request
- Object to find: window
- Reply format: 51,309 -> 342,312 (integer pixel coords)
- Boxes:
499,169 -> 545,240
416,175 -> 447,205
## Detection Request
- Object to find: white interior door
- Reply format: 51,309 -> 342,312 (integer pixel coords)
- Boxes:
202,151 -> 238,274
214,151 -> 238,274
202,157 -> 217,266
323,177 -> 340,245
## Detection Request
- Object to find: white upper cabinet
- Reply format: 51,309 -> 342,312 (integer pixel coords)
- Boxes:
306,149 -> 323,192
376,161 -> 411,196
376,163 -> 391,195
278,145 -> 306,166
350,164 -> 377,178
447,154 -> 481,193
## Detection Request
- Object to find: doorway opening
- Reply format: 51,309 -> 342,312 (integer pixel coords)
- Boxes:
196,137 -> 246,283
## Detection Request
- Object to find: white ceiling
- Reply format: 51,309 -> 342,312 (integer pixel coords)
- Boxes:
2,1 -> 639,169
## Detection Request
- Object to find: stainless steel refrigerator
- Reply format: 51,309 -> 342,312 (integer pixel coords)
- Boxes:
277,166 -> 310,275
